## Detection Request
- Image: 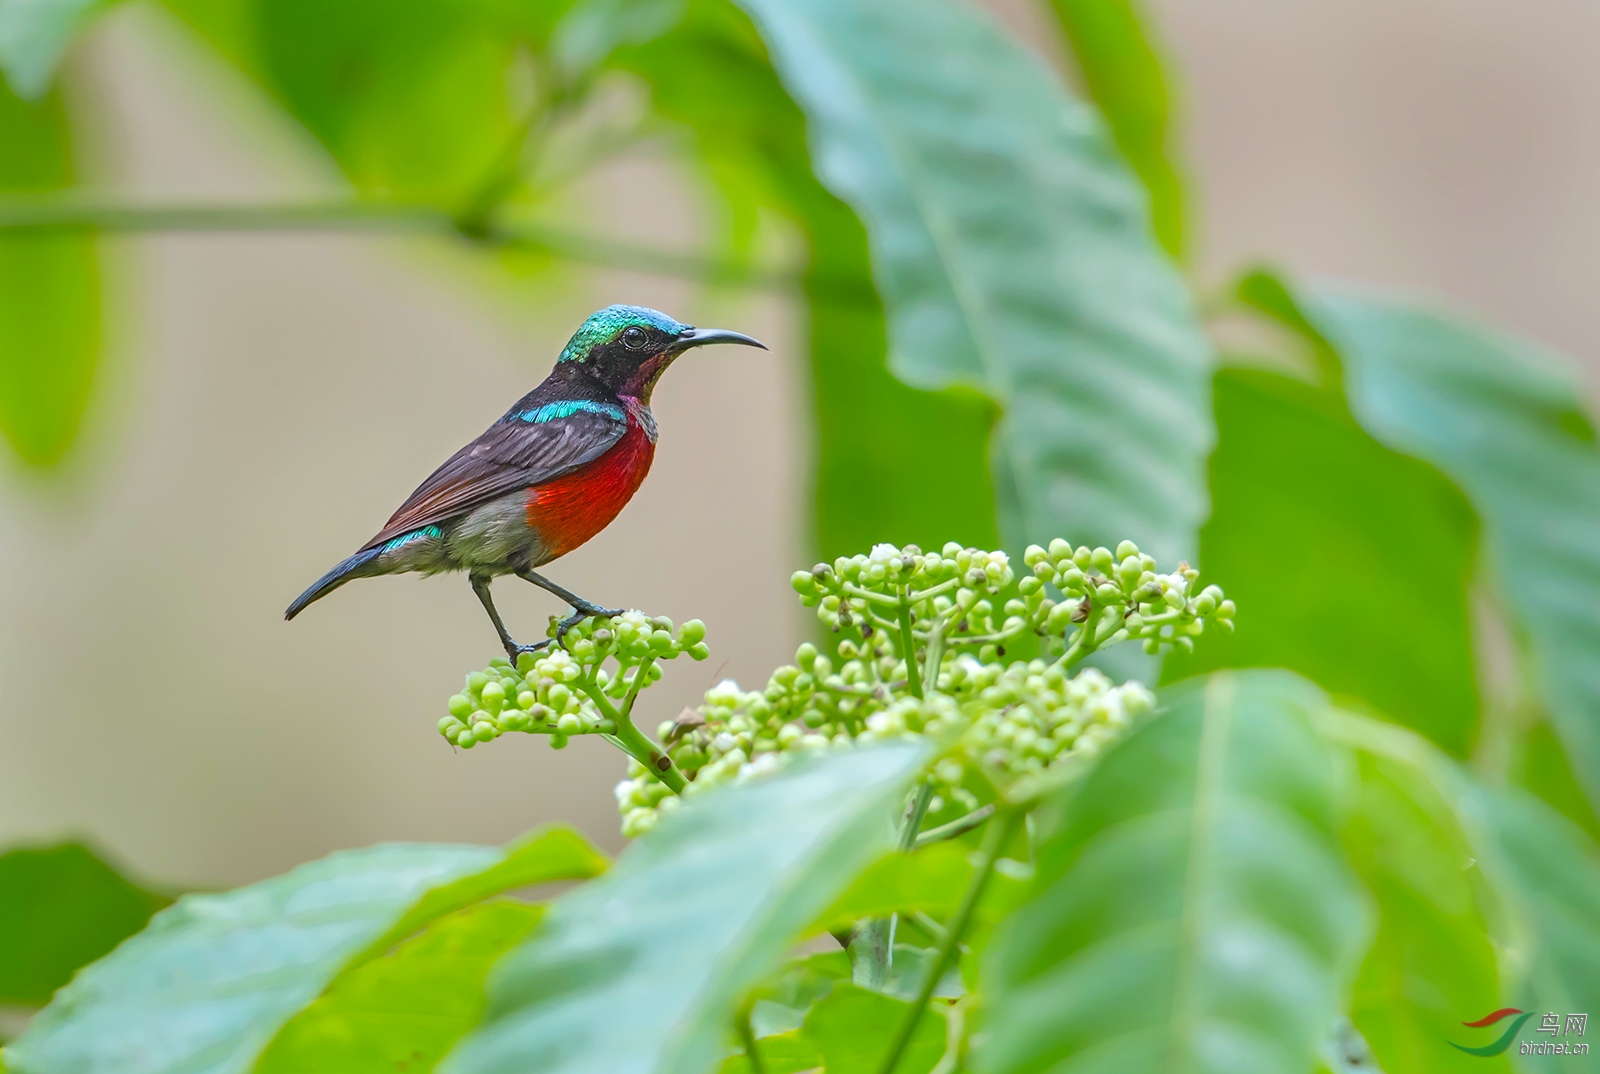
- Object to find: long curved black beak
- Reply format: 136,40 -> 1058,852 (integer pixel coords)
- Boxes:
669,327 -> 768,353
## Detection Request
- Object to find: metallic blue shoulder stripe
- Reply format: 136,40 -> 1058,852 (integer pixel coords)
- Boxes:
514,399 -> 626,424
381,525 -> 443,553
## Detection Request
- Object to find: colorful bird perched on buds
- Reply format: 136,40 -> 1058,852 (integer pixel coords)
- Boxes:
286,305 -> 765,659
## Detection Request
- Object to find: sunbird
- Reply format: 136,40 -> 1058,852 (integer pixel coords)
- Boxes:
286,305 -> 765,658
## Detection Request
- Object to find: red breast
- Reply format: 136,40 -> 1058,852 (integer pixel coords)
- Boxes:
525,412 -> 656,559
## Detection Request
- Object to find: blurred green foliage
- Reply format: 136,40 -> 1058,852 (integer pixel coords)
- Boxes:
0,842 -> 166,1007
0,82 -> 97,467
1170,367 -> 1481,755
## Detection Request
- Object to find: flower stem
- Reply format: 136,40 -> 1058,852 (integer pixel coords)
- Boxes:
579,680 -> 686,794
898,595 -> 923,699
913,804 -> 994,847
736,1003 -> 768,1074
851,782 -> 934,989
922,615 -> 947,696
875,807 -> 1021,1074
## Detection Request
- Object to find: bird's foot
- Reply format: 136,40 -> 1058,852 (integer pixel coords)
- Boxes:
504,640 -> 552,668
554,603 -> 627,647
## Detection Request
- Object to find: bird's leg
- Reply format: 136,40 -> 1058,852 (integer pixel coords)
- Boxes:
471,573 -> 549,663
515,568 -> 626,646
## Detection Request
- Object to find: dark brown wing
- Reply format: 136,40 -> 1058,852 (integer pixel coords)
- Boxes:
362,409 -> 627,550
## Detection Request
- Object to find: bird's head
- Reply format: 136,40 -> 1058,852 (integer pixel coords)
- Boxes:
558,304 -> 766,402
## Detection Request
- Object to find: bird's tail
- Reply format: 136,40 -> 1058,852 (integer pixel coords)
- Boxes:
285,547 -> 384,620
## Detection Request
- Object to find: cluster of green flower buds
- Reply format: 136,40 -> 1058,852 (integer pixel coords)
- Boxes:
789,539 -> 1232,669
613,657 -> 1155,836
614,539 -> 1223,836
436,611 -> 709,751
791,542 -> 1033,664
434,538 -> 1233,841
1023,538 -> 1235,658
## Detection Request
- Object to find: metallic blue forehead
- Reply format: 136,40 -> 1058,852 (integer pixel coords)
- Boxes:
558,305 -> 689,363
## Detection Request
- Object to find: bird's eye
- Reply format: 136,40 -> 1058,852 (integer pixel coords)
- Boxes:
621,326 -> 648,350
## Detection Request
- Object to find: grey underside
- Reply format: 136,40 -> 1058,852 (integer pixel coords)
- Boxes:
372,491 -> 551,577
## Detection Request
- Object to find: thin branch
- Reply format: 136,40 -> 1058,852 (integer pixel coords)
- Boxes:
875,807 -> 1021,1074
913,804 -> 994,847
898,594 -> 923,700
0,197 -> 880,305
736,1004 -> 768,1074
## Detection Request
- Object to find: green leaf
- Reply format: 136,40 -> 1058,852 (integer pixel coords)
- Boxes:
818,840 -> 972,928
7,828 -> 605,1074
1506,718 -> 1600,843
257,899 -> 544,1074
744,951 -> 851,1040
161,0 -> 555,203
729,0 -> 1213,565
1311,711 -> 1520,1072
0,80 -> 98,467
357,826 -> 604,967
802,982 -> 946,1074
1043,0 -> 1187,258
977,670 -> 1369,1074
614,2 -> 1001,560
1459,785 -> 1600,1069
719,1030 -> 822,1074
1166,367 -> 1481,755
880,945 -> 963,1003
444,743 -> 929,1074
0,0 -> 111,99
1315,711 -> 1600,1069
0,842 -> 169,1006
1268,280 -> 1600,817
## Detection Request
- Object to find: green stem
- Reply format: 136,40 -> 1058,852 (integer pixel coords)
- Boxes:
842,583 -> 903,606
913,804 -> 994,847
737,1003 -> 768,1074
619,656 -> 657,721
1056,604 -> 1118,669
908,910 -> 949,945
922,614 -> 946,696
875,807 -> 1021,1074
852,782 -> 934,989
0,198 -> 841,296
898,783 -> 935,852
579,680 -> 686,794
897,595 -> 923,700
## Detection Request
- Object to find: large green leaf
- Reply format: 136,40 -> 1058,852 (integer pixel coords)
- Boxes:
1319,716 -> 1510,1072
1464,785 -> 1600,1072
256,899 -> 545,1074
1261,281 -> 1600,817
729,0 -> 1212,565
158,0 -> 562,203
6,828 -> 605,1074
1166,367 -> 1481,755
802,982 -> 946,1074
1043,0 -> 1187,259
1506,719 -> 1600,843
977,670 -> 1369,1074
615,0 -> 1000,560
0,80 -> 98,468
443,743 -> 928,1074
0,842 -> 169,1006
1315,710 -> 1600,1070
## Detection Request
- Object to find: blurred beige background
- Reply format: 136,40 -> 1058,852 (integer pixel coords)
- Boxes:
2,0 -> 1598,888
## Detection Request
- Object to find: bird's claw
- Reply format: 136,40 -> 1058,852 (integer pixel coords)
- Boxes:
505,640 -> 552,667
554,605 -> 626,647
